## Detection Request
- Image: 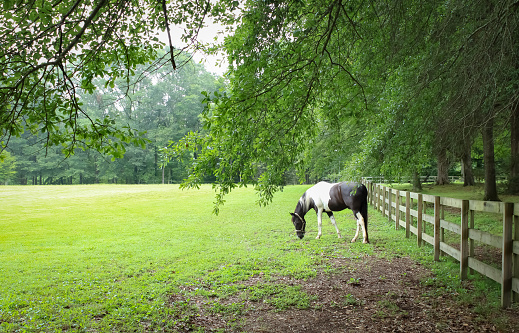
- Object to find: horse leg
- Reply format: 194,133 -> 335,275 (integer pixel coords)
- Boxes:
356,212 -> 368,243
351,218 -> 361,243
326,212 -> 341,238
316,209 -> 323,239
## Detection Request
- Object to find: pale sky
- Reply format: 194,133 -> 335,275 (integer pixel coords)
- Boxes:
160,18 -> 229,77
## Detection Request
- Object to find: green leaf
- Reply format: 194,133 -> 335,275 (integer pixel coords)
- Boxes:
3,0 -> 13,10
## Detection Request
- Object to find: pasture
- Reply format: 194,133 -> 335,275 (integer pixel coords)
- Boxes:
0,185 -> 517,332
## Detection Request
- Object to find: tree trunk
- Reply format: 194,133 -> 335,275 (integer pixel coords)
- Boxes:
95,156 -> 100,184
482,117 -> 499,201
162,167 -> 165,184
436,148 -> 450,185
412,170 -> 422,191
155,145 -> 159,178
461,141 -> 475,186
461,154 -> 475,186
509,101 -> 519,194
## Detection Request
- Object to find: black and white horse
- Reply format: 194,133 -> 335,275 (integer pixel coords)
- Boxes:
290,181 -> 369,243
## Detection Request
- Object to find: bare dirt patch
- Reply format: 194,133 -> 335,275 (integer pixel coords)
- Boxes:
169,256 -> 518,332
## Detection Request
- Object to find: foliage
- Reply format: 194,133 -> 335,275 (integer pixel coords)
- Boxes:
0,0 -> 237,157
168,0 -> 371,211
164,0 -> 519,207
0,151 -> 16,184
4,52 -> 222,185
3,0 -> 519,201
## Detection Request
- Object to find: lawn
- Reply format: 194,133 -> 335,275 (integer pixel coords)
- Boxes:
0,184 -> 516,331
0,184 -> 365,331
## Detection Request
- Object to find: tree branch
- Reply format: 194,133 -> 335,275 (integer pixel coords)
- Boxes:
8,0 -> 110,89
161,0 -> 177,70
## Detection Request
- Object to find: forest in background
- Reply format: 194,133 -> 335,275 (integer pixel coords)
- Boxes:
0,53 -> 223,185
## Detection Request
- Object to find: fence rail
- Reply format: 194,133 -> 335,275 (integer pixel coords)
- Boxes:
363,180 -> 519,308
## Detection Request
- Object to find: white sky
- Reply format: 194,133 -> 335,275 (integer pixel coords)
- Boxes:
160,19 -> 230,77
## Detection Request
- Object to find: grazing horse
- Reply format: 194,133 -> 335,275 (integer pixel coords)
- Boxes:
290,181 -> 369,243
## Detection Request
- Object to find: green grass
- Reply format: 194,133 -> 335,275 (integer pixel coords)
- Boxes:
0,184 -> 365,331
0,184 -> 514,331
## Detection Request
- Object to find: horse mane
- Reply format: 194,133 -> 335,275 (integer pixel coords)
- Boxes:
296,192 -> 310,216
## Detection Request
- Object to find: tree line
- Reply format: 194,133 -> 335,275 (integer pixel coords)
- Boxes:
1,54 -> 222,185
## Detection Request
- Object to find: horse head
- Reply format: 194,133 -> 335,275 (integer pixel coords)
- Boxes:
290,212 -> 306,239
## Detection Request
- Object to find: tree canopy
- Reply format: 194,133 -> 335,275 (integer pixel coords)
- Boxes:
2,0 -> 518,207
168,0 -> 519,208
0,0 -> 236,156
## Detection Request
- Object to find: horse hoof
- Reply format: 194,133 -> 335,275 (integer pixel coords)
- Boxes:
350,238 -> 357,243
337,235 -> 342,239
316,235 -> 321,239
363,240 -> 369,244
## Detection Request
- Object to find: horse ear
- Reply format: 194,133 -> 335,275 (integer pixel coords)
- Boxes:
290,212 -> 295,216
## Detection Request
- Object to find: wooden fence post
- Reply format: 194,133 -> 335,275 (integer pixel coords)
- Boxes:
441,204 -> 445,257
378,184 -> 382,212
364,181 -> 371,204
380,184 -> 383,211
405,191 -> 410,238
417,194 -> 423,247
470,210 -> 475,275
461,200 -> 469,280
369,182 -> 374,205
423,202 -> 427,234
382,186 -> 386,217
514,204 -> 519,304
388,188 -> 392,222
366,181 -> 370,204
367,181 -> 371,205
374,184 -> 380,211
434,196 -> 440,261
395,190 -> 400,230
502,202 -> 513,308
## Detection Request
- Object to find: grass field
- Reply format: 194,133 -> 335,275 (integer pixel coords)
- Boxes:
0,184 -> 516,331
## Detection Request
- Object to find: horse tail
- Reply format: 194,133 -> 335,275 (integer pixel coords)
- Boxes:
361,197 -> 368,230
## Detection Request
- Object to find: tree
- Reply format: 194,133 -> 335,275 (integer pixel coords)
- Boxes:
460,140 -> 476,186
168,0 -> 362,211
423,0 -> 518,198
4,49 -> 221,185
167,0 -> 519,210
168,0 -> 438,209
0,151 -> 16,185
436,148 -> 450,186
0,0 -> 236,158
482,117 -> 500,200
509,99 -> 519,193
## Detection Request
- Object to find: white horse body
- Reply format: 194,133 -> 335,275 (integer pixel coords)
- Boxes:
302,181 -> 334,212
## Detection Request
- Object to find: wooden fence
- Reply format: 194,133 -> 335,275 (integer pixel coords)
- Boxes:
363,181 -> 519,308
